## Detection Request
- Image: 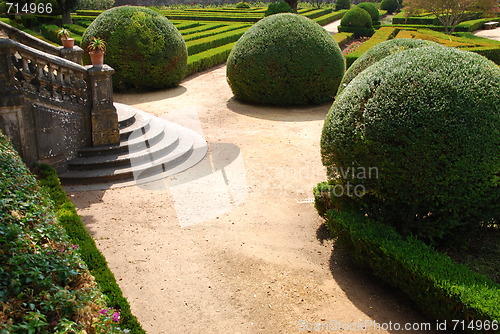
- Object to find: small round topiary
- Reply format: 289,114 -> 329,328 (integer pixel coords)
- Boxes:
338,6 -> 374,36
355,2 -> 379,23
236,1 -> 251,8
82,6 -> 187,91
380,0 -> 398,14
226,13 -> 345,106
321,46 -> 500,245
337,38 -> 439,95
335,0 -> 351,11
264,1 -> 294,16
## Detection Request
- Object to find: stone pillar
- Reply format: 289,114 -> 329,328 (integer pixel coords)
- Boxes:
58,45 -> 84,65
87,64 -> 119,147
0,39 -> 27,160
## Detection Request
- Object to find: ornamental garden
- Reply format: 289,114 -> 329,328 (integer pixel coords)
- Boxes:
0,0 -> 499,333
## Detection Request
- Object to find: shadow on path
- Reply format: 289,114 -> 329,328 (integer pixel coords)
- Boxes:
226,97 -> 330,122
317,223 -> 453,334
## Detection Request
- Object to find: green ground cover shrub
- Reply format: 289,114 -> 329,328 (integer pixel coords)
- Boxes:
36,164 -> 145,334
316,208 -> 500,330
264,1 -> 294,16
380,0 -> 398,14
335,0 -> 350,11
338,6 -> 374,36
355,2 -> 379,23
321,46 -> 500,246
63,23 -> 86,35
338,38 -> 439,95
0,132 -> 130,333
226,13 -> 344,106
187,41 -> 236,74
82,6 -> 187,91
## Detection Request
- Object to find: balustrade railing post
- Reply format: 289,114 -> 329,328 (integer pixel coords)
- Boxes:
0,38 -> 30,161
58,45 -> 84,65
87,64 -> 119,146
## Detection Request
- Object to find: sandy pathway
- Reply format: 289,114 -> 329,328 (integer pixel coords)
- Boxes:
68,66 -> 445,334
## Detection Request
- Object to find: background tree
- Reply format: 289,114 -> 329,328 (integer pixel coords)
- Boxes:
57,0 -> 77,24
284,0 -> 298,12
404,0 -> 498,34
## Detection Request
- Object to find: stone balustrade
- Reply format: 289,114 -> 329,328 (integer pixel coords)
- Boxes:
0,33 -> 119,171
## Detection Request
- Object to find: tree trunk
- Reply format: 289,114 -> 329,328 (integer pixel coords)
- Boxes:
285,0 -> 298,12
62,9 -> 72,25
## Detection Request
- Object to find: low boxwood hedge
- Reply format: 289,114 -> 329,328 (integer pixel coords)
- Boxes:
344,26 -> 399,67
183,24 -> 249,42
313,9 -> 348,26
186,26 -> 249,55
187,41 -> 235,74
319,207 -> 500,333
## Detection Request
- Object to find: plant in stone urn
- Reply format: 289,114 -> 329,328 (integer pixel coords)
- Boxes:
87,36 -> 106,66
57,28 -> 74,49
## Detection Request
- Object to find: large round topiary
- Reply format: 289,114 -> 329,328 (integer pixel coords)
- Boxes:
82,6 -> 187,91
321,46 -> 500,245
264,1 -> 294,16
380,0 -> 398,14
335,0 -> 351,11
226,13 -> 345,106
356,2 -> 379,23
338,6 -> 374,37
337,38 -> 439,95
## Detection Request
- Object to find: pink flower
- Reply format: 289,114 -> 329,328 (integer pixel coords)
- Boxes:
72,245 -> 78,249
99,309 -> 108,315
112,312 -> 120,322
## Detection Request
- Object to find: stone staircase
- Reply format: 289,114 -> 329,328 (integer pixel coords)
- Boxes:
59,103 -> 207,189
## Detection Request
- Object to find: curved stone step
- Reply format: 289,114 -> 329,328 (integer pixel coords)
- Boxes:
78,112 -> 169,157
68,122 -> 180,170
120,111 -> 151,140
117,102 -> 137,129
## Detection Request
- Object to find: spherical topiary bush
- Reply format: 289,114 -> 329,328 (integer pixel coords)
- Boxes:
226,13 -> 345,106
337,38 -> 439,95
356,2 -> 379,23
321,46 -> 500,245
82,6 -> 187,91
264,1 -> 294,16
338,6 -> 374,37
335,0 -> 351,11
380,0 -> 398,14
236,1 -> 251,8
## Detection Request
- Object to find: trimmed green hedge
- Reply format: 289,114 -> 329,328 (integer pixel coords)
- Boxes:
321,46 -> 500,245
226,13 -> 345,106
188,41 -> 235,75
333,31 -> 354,47
335,0 -> 350,11
313,9 -> 348,25
183,24 -> 249,42
456,17 -> 500,32
63,23 -> 86,35
180,23 -> 225,35
320,208 -> 500,332
186,26 -> 249,55
355,2 -> 379,24
82,6 -> 187,91
339,6 -> 374,37
338,38 -> 439,95
36,164 -> 145,334
345,26 -> 399,67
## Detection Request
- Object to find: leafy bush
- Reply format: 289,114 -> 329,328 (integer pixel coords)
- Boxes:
321,46 -> 500,246
380,0 -> 398,14
338,6 -> 374,36
82,6 -> 187,91
36,164 -> 145,334
0,132 -> 128,333
355,2 -> 379,23
235,1 -> 250,8
264,1 -> 294,16
338,38 -> 438,95
76,0 -> 114,10
320,209 -> 500,329
226,13 -> 345,106
335,0 -> 350,11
